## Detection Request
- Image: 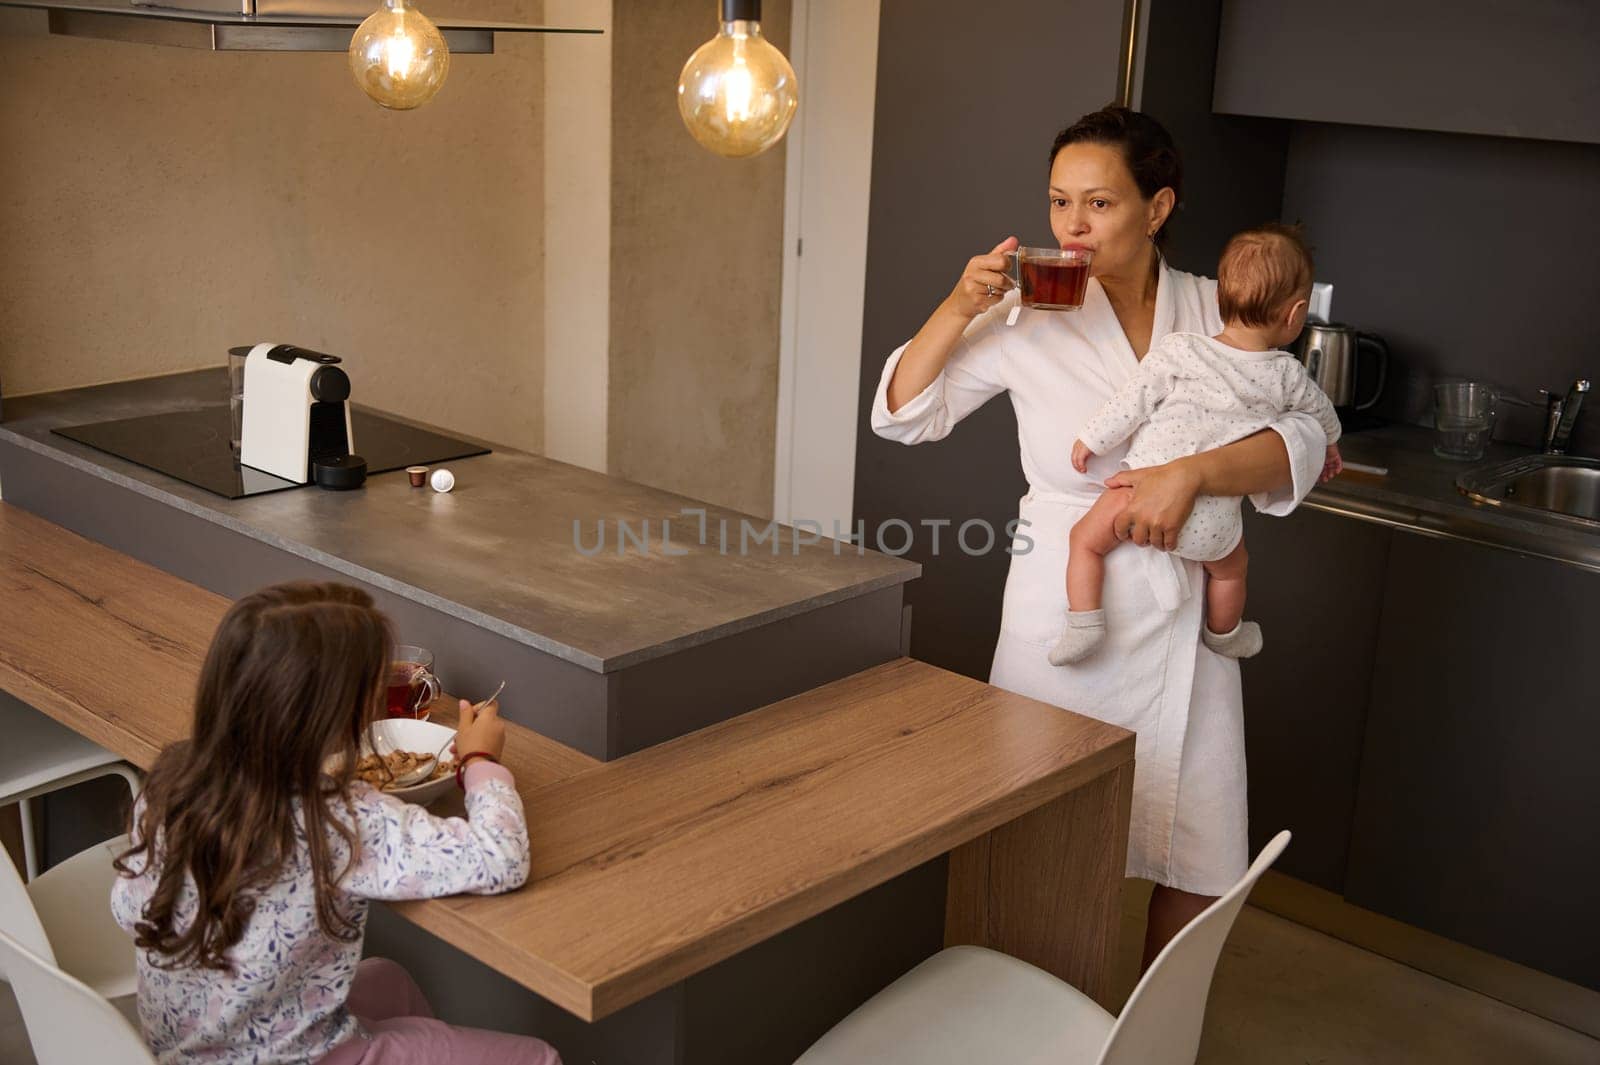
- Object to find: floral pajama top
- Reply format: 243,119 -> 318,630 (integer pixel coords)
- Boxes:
110,763 -> 527,1065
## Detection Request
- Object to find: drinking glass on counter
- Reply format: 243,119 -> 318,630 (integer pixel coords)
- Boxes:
387,645 -> 442,719
1433,381 -> 1497,461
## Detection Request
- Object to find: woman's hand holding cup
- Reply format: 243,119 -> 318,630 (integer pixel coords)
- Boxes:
945,236 -> 1018,319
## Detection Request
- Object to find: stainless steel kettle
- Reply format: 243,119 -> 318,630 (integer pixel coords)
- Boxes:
1295,323 -> 1388,410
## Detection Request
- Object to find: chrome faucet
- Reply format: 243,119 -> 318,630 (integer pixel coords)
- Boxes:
1541,379 -> 1591,454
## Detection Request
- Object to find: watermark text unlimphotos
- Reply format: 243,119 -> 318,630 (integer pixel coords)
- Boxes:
573,508 -> 1034,558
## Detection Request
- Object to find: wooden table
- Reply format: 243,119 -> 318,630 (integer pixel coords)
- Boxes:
0,502 -> 1135,1022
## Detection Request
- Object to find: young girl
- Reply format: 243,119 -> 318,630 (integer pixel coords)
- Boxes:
111,581 -> 561,1065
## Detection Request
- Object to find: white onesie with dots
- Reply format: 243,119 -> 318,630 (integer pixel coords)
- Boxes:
1077,331 -> 1343,562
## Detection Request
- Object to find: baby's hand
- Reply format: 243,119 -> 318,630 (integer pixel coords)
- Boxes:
1320,444 -> 1344,483
1071,439 -> 1095,474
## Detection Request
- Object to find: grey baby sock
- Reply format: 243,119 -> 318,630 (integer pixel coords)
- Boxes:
1202,620 -> 1263,659
1048,609 -> 1107,666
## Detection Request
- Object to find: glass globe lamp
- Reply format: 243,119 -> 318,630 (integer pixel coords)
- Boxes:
677,0 -> 798,158
348,0 -> 451,111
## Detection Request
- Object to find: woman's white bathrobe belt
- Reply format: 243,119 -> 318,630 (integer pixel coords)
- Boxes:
870,262 -> 1325,894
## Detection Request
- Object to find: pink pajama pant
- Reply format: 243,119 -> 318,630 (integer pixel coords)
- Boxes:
316,958 -> 562,1065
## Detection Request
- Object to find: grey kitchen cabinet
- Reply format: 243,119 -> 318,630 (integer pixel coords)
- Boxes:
1343,532 -> 1600,991
1214,0 -> 1600,146
1240,506 -> 1391,893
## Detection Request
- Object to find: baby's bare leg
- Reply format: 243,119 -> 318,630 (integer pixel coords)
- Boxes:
1049,489 -> 1135,667
1202,539 -> 1249,635
1065,488 -> 1134,613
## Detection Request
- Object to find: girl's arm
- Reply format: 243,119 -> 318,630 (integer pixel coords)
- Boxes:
342,768 -> 530,900
343,699 -> 529,900
1104,414 -> 1325,550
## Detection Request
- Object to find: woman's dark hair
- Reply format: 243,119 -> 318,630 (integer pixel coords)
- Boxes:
1049,105 -> 1184,246
116,582 -> 393,971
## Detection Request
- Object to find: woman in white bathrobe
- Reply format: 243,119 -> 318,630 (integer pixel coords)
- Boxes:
872,107 -> 1326,967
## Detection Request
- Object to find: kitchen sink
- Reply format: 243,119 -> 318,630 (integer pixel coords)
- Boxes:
1458,455 -> 1600,529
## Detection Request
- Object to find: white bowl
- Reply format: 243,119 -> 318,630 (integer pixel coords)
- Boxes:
359,717 -> 457,805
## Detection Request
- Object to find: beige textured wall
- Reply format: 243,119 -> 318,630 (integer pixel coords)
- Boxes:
607,0 -> 790,518
0,0 -> 547,453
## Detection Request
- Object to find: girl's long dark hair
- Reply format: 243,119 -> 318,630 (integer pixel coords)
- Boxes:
116,582 -> 393,971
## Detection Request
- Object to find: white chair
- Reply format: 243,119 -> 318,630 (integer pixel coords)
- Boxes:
1,834 -> 136,999
0,928 -> 154,1065
1,691 -> 142,880
794,830 -> 1292,1065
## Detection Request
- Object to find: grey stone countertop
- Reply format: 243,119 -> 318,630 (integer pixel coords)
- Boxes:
1306,423 -> 1600,574
0,370 -> 921,672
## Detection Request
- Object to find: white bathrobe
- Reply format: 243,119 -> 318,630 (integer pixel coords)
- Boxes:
871,262 -> 1325,894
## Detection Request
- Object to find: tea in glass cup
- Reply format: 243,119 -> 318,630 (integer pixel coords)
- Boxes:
386,645 -> 442,719
1004,247 -> 1092,310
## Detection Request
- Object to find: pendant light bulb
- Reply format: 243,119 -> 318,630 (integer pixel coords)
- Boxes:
677,0 -> 798,159
348,0 -> 450,111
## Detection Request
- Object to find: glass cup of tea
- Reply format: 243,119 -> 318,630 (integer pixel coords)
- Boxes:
387,645 -> 442,720
1003,247 -> 1093,311
1433,381 -> 1498,461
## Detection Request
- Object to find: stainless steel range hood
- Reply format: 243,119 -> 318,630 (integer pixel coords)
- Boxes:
0,0 -> 599,52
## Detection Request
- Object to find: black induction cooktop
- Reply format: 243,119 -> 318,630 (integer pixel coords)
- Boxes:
53,407 -> 489,499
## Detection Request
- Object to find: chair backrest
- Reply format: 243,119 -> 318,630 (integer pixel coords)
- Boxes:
0,928 -> 155,1065
0,841 -> 55,964
1095,830 -> 1291,1065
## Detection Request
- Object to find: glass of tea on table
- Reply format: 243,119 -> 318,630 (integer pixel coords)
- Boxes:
387,645 -> 442,719
1004,247 -> 1092,310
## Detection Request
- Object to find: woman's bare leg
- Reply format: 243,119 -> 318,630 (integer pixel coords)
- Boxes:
1201,540 -> 1249,636
1142,884 -> 1217,972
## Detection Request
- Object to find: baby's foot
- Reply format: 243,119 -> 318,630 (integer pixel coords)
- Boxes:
1048,609 -> 1106,666
1202,620 -> 1263,659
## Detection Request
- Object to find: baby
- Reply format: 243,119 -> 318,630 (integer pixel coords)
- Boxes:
1048,223 -> 1343,666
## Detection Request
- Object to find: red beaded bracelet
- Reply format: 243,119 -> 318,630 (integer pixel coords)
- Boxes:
454,751 -> 500,789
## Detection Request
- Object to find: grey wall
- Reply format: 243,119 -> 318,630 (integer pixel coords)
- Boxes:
853,0 -> 1126,680
1137,0 -> 1290,275
1280,122 -> 1600,455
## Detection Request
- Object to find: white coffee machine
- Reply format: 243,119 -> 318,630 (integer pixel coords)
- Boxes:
238,343 -> 367,489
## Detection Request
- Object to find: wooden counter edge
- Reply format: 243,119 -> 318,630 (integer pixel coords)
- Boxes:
0,506 -> 1136,1021
586,734 -> 1135,1019
399,733 -> 1134,1022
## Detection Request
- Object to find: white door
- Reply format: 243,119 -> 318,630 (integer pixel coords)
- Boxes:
773,0 -> 882,532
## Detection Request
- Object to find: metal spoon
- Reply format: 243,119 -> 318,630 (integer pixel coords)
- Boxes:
387,681 -> 506,788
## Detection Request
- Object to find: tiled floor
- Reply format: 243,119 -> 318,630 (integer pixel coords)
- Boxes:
1197,908 -> 1598,1065
5,905 -> 1596,1064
